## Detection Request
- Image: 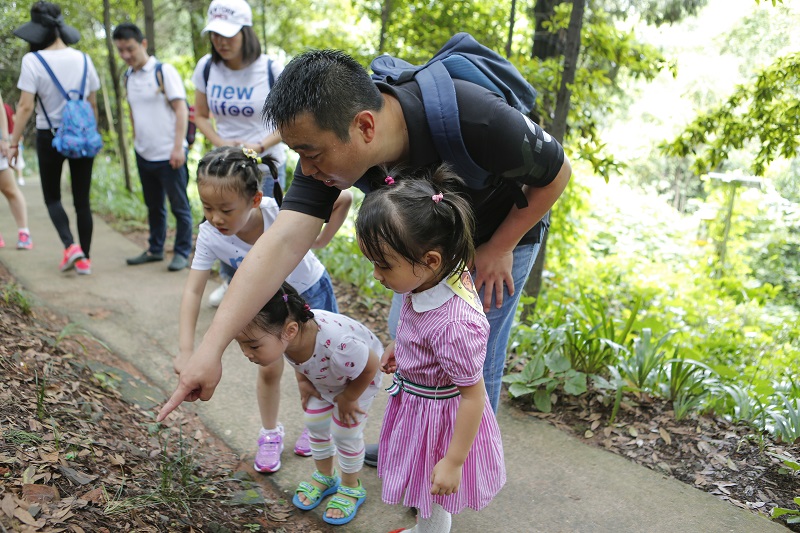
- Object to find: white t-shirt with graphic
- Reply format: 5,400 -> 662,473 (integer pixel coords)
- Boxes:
126,56 -> 187,162
191,54 -> 286,166
17,48 -> 101,130
287,310 -> 384,404
191,197 -> 324,294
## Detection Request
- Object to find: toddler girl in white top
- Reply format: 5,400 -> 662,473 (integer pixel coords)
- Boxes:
235,281 -> 382,526
177,146 -> 352,473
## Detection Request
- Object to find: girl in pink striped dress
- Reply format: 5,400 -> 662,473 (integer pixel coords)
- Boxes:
356,166 -> 506,533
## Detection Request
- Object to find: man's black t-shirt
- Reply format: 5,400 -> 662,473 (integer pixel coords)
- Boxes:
281,79 -> 565,246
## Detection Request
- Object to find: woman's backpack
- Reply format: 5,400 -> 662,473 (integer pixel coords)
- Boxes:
33,52 -> 103,159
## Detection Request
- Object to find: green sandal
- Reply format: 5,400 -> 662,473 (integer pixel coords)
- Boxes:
323,481 -> 366,525
292,470 -> 340,511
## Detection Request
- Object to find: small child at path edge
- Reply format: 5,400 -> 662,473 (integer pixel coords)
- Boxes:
355,166 -> 506,533
235,282 -> 382,526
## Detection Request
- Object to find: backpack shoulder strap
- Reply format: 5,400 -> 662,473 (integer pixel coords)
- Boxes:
154,61 -> 165,93
203,57 -> 212,90
267,58 -> 274,89
33,52 -> 70,101
78,53 -> 88,100
414,61 -> 490,185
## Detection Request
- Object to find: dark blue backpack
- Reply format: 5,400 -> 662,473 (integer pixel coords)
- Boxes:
34,52 -> 103,159
371,33 -> 537,191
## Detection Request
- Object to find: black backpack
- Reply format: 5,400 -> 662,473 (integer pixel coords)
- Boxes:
371,33 -> 538,193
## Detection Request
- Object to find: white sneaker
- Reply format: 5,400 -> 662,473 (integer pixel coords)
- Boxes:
208,281 -> 228,307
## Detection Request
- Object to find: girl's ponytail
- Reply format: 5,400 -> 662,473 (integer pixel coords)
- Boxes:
250,282 -> 314,335
357,163 -> 476,282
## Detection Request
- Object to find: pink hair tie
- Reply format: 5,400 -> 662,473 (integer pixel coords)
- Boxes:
432,192 -> 444,204
282,294 -> 289,302
384,176 -> 395,185
303,304 -> 311,312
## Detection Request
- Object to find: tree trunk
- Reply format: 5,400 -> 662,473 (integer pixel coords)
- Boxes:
142,0 -> 156,56
378,0 -> 393,54
505,0 -> 517,58
522,231 -> 548,321
531,0 -> 563,60
103,0 -> 132,192
188,0 -> 207,65
550,0 -> 585,144
522,0 -> 585,309
260,0 -> 268,44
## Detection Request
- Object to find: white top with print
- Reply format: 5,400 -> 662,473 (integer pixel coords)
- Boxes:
288,310 -> 384,404
191,54 -> 286,165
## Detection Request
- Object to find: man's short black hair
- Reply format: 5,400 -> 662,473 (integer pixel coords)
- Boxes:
263,49 -> 383,142
112,22 -> 144,43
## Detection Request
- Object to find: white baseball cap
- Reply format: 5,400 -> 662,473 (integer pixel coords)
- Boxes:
202,0 -> 253,38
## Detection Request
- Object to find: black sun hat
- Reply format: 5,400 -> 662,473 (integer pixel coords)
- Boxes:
13,2 -> 81,46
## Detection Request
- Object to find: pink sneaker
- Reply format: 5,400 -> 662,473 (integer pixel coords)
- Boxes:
254,425 -> 284,473
294,427 -> 312,457
59,244 -> 85,272
17,230 -> 33,250
75,258 -> 92,275
0,232 -> 5,248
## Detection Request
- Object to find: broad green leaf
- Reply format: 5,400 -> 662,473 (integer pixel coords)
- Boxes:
564,371 -> 588,396
534,389 -> 552,413
545,350 -> 571,373
508,383 -> 534,399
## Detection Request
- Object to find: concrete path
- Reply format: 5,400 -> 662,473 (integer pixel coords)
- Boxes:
0,176 -> 786,533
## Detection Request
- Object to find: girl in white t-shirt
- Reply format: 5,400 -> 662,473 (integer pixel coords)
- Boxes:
177,146 -> 352,474
235,281 -> 381,526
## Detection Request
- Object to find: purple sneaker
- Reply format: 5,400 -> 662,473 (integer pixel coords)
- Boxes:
294,427 -> 312,457
254,425 -> 284,473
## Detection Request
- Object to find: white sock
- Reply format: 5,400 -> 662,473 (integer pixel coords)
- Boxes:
18,227 -> 29,233
416,503 -> 451,533
260,424 -> 284,436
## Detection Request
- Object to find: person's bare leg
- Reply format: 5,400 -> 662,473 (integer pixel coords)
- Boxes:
257,357 -> 283,429
0,169 -> 28,228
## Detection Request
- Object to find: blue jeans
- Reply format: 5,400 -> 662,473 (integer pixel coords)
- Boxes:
387,241 -> 542,413
135,153 -> 193,258
300,270 -> 338,313
224,266 -> 338,313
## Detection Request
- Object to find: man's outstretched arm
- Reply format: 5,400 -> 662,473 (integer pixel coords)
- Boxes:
157,209 -> 324,421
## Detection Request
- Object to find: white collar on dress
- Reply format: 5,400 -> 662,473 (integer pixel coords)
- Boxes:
409,278 -> 456,313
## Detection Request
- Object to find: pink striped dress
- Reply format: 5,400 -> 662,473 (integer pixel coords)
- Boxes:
378,276 -> 506,519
